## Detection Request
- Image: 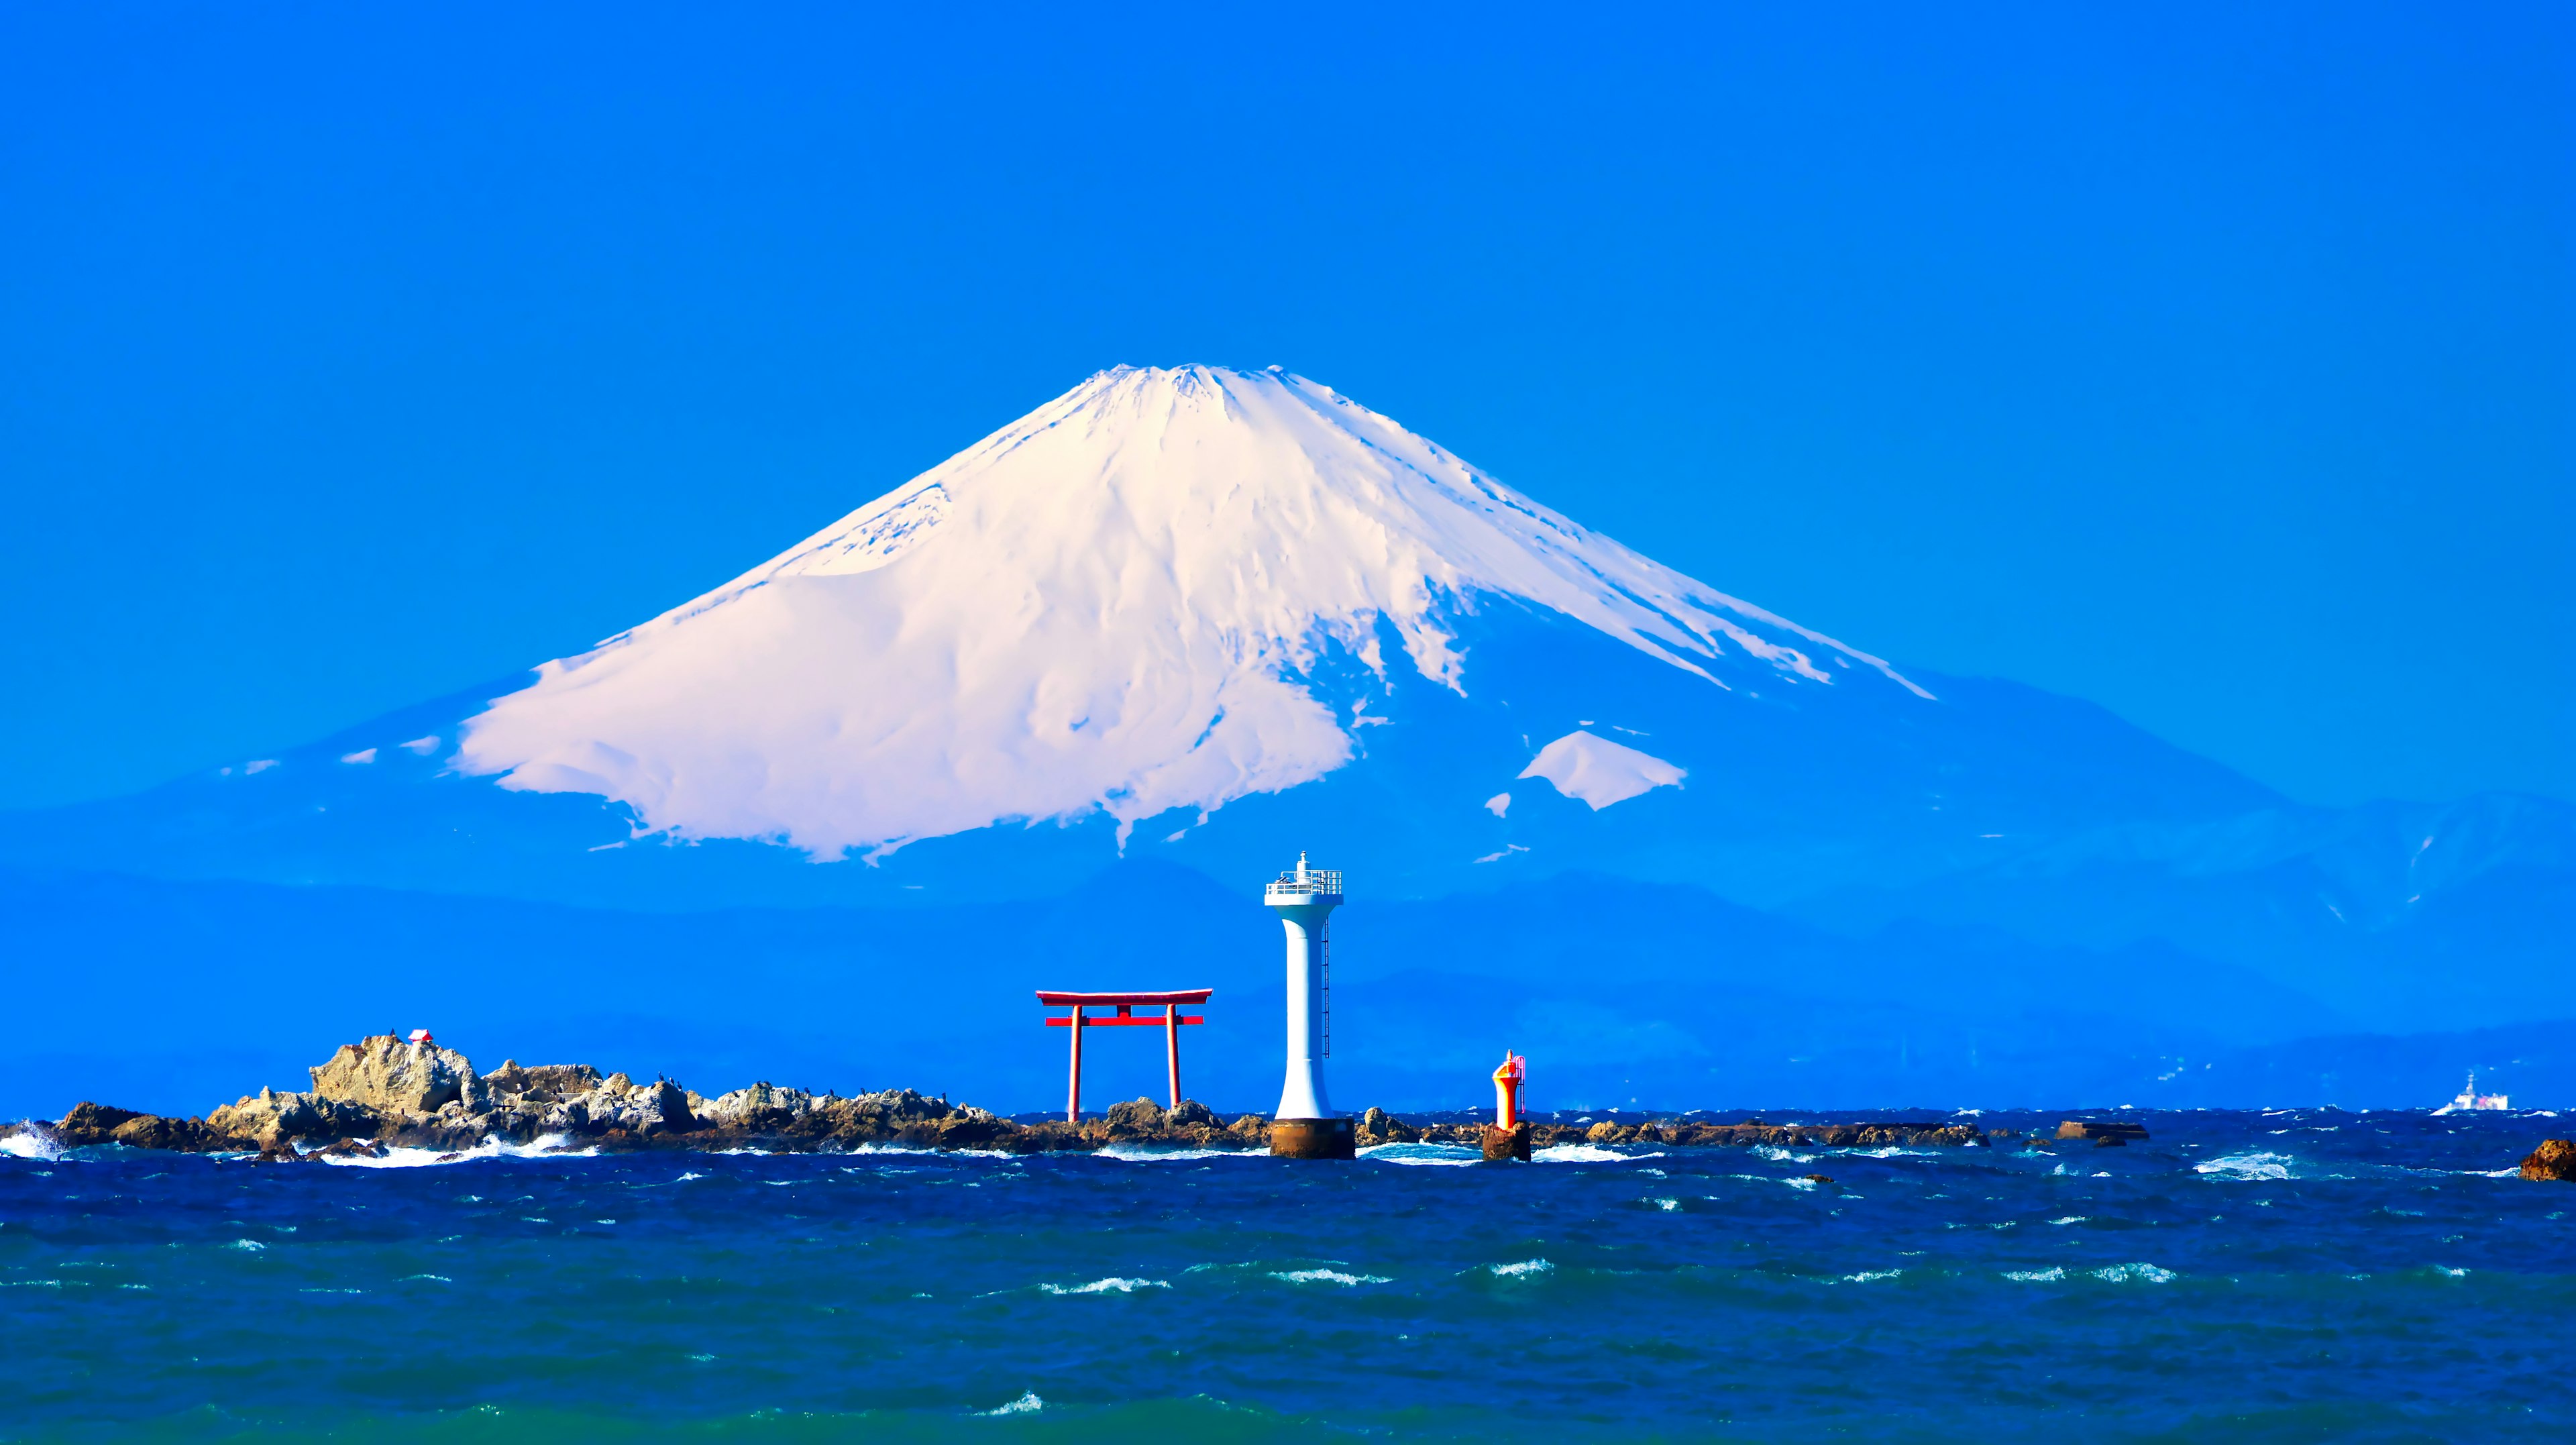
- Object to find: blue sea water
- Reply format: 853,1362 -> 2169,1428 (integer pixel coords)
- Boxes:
3,1110 -> 2568,1442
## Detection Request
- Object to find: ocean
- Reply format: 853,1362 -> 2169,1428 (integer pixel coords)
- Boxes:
3,1109 -> 2566,1442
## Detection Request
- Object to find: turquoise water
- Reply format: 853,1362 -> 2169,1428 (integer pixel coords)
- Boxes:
3,1110 -> 2567,1442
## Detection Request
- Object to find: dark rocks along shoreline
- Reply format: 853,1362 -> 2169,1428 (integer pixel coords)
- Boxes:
6,1035 -> 2023,1161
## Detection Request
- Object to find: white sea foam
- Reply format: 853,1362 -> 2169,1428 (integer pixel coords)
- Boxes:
2194,1152 -> 2292,1181
1040,1277 -> 1167,1295
1487,1259 -> 1554,1279
1784,1177 -> 1819,1191
1534,1144 -> 1661,1163
1838,1269 -> 1902,1283
1649,1197 -> 1680,1212
2091,1263 -> 2177,1284
315,1134 -> 598,1169
229,1239 -> 267,1252
839,1142 -> 1019,1160
2002,1268 -> 2066,1283
2049,1216 -> 2087,1226
1270,1268 -> 1391,1286
980,1393 -> 1044,1416
1358,1143 -> 1481,1167
1,1129 -> 64,1162
1094,1145 -> 1251,1163
1754,1145 -> 1815,1163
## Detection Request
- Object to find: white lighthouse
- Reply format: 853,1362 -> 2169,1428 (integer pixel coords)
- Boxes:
1265,852 -> 1354,1159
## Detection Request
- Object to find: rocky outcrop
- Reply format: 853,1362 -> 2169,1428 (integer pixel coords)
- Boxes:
2057,1120 -> 2150,1142
309,1036 -> 482,1114
40,1036 -> 2006,1160
2520,1139 -> 2575,1182
1357,1106 -> 1421,1146
50,1103 -> 227,1152
1572,1118 -> 1986,1149
207,1087 -> 382,1150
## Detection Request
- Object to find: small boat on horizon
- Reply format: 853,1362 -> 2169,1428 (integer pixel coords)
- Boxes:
2433,1072 -> 2510,1114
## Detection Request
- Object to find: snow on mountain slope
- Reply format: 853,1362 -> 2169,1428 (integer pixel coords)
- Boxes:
1520,730 -> 1688,810
458,366 -> 1925,856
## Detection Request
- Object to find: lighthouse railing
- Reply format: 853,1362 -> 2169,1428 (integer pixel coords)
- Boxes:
1265,869 -> 1344,897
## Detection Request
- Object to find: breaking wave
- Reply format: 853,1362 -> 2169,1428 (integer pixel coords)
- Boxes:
1534,1144 -> 1662,1163
1093,1144 -> 1255,1163
1040,1277 -> 1167,1296
1269,1268 -> 1391,1286
1,1126 -> 64,1162
313,1134 -> 598,1168
2194,1152 -> 2293,1181
1358,1143 -> 1480,1167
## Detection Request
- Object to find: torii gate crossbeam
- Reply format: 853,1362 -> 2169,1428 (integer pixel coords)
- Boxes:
1036,989 -> 1212,1123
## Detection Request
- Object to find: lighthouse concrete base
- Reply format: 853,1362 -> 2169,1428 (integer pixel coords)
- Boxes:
1269,1118 -> 1356,1159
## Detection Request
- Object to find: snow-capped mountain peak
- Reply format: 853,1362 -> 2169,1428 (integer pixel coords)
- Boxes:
455,365 -> 1923,855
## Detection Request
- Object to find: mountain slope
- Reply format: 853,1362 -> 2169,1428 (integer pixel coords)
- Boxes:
0,363 -> 2565,1100
456,364 -> 1927,857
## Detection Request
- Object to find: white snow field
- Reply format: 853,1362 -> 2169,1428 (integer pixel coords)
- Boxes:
457,366 -> 1922,856
1519,730 -> 1687,810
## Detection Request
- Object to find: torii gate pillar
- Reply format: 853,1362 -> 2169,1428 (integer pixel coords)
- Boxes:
1039,990 -> 1212,1123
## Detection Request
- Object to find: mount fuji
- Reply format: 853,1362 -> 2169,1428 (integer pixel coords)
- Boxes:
6,366 -> 2569,1116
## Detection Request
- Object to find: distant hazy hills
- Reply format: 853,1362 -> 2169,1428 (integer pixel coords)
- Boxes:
3,367 -> 2565,1114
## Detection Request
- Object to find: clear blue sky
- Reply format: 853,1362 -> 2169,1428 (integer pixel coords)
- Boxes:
2,4 -> 2567,811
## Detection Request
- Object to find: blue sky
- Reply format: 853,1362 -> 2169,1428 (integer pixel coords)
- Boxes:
2,4 -> 2567,811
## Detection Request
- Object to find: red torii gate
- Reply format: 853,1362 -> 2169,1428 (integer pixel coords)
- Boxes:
1038,989 -> 1212,1123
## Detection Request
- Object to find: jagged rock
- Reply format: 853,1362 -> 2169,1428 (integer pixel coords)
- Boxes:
1587,1121 -> 1637,1144
482,1061 -> 602,1103
1481,1122 -> 1532,1161
1355,1106 -> 1421,1146
309,1036 -> 482,1114
567,1075 -> 697,1136
1228,1114 -> 1271,1145
1167,1099 -> 1220,1130
1102,1098 -> 1167,1136
55,1102 -> 227,1150
2057,1120 -> 2149,1142
110,1114 -> 225,1151
702,1081 -> 816,1130
58,1102 -> 144,1138
208,1087 -> 382,1149
2520,1139 -> 2575,1181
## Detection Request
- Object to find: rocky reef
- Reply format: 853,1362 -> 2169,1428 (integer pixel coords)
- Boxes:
1350,1106 -> 1990,1151
2521,1139 -> 2575,1181
15,1036 -> 1283,1159
14,1035 -> 2015,1160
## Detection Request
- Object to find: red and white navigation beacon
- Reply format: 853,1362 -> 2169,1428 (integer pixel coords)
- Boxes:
1483,1051 -> 1532,1161
1492,1052 -> 1527,1127
407,1028 -> 435,1046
